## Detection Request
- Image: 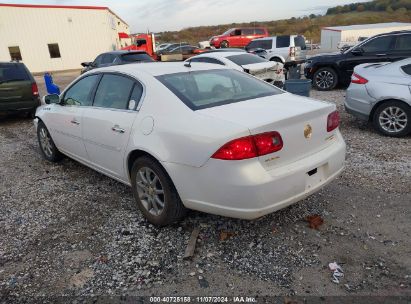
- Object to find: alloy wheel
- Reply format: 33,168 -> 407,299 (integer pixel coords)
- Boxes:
39,127 -> 53,158
136,167 -> 165,216
378,106 -> 408,133
315,70 -> 334,90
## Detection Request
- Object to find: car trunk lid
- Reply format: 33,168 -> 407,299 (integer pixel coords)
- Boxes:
198,93 -> 337,169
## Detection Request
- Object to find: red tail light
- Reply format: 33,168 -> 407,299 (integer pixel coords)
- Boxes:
31,83 -> 39,97
351,73 -> 368,84
212,131 -> 283,160
327,111 -> 340,132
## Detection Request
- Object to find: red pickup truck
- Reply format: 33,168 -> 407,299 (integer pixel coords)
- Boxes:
210,28 -> 269,48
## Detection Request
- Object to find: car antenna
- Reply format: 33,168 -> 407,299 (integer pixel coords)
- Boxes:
184,60 -> 191,68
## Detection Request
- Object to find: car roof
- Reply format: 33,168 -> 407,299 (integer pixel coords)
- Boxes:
89,61 -> 229,77
374,30 -> 411,37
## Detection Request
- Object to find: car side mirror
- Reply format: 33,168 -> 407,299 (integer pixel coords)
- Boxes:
81,61 -> 92,67
44,94 -> 60,105
351,48 -> 364,55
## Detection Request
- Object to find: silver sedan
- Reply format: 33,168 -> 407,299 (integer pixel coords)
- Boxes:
345,58 -> 411,137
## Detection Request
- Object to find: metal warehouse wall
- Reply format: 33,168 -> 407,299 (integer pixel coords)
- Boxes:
321,30 -> 341,51
0,6 -> 130,73
340,25 -> 411,42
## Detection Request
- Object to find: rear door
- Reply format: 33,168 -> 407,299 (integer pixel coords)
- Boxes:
0,63 -> 33,110
390,33 -> 411,62
82,73 -> 143,179
47,74 -> 100,161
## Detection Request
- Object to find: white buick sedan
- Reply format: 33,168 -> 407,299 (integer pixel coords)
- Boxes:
35,62 -> 346,226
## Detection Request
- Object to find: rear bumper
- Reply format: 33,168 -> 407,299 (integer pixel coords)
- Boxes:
0,99 -> 40,112
164,131 -> 346,220
345,83 -> 374,121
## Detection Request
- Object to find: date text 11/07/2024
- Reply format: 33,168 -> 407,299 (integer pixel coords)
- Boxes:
149,296 -> 257,303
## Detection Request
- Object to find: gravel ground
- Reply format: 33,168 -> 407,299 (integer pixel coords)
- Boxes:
0,72 -> 410,301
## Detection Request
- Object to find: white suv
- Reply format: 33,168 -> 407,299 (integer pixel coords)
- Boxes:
246,35 -> 307,69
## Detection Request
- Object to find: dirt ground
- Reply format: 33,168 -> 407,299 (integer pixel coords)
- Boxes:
0,71 -> 410,302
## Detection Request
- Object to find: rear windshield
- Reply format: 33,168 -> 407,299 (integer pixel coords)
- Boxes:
0,63 -> 29,83
294,36 -> 307,50
156,69 -> 282,110
226,54 -> 267,66
121,53 -> 154,62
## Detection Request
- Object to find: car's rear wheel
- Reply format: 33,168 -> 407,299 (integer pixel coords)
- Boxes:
313,67 -> 338,91
373,101 -> 411,137
220,40 -> 229,48
131,156 -> 187,226
37,120 -> 63,162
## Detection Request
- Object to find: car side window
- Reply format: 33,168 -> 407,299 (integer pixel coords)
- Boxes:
129,82 -> 144,110
276,36 -> 290,48
394,35 -> 411,51
93,55 -> 104,66
248,40 -> 272,50
233,29 -> 242,36
255,29 -> 265,35
63,75 -> 100,106
361,36 -> 393,53
401,64 -> 411,75
101,54 -> 115,64
243,29 -> 254,35
93,74 -> 135,110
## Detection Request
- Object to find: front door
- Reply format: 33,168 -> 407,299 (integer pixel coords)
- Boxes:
82,73 -> 144,179
340,35 -> 395,83
47,74 -> 100,161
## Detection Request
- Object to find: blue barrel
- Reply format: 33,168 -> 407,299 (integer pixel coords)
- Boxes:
284,79 -> 312,97
44,72 -> 61,95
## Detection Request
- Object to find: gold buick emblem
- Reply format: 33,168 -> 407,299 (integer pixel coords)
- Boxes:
304,124 -> 313,139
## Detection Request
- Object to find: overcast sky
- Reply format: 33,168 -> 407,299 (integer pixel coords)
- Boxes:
2,0 -> 369,32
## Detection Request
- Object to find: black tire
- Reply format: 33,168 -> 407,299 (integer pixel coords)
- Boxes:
372,101 -> 411,137
37,120 -> 63,162
313,67 -> 338,91
220,40 -> 229,48
131,156 -> 187,226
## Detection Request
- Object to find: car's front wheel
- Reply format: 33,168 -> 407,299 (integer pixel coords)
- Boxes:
373,101 -> 411,137
313,67 -> 338,91
131,156 -> 187,226
220,40 -> 229,48
37,120 -> 63,162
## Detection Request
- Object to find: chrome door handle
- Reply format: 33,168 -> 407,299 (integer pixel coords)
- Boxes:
376,54 -> 387,56
70,119 -> 80,125
111,125 -> 125,133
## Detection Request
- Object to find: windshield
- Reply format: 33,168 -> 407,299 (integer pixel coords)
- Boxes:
226,54 -> 267,66
222,29 -> 234,36
0,63 -> 29,83
121,53 -> 154,62
156,69 -> 282,110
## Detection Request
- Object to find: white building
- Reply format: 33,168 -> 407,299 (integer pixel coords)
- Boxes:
0,3 -> 131,73
321,22 -> 411,51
